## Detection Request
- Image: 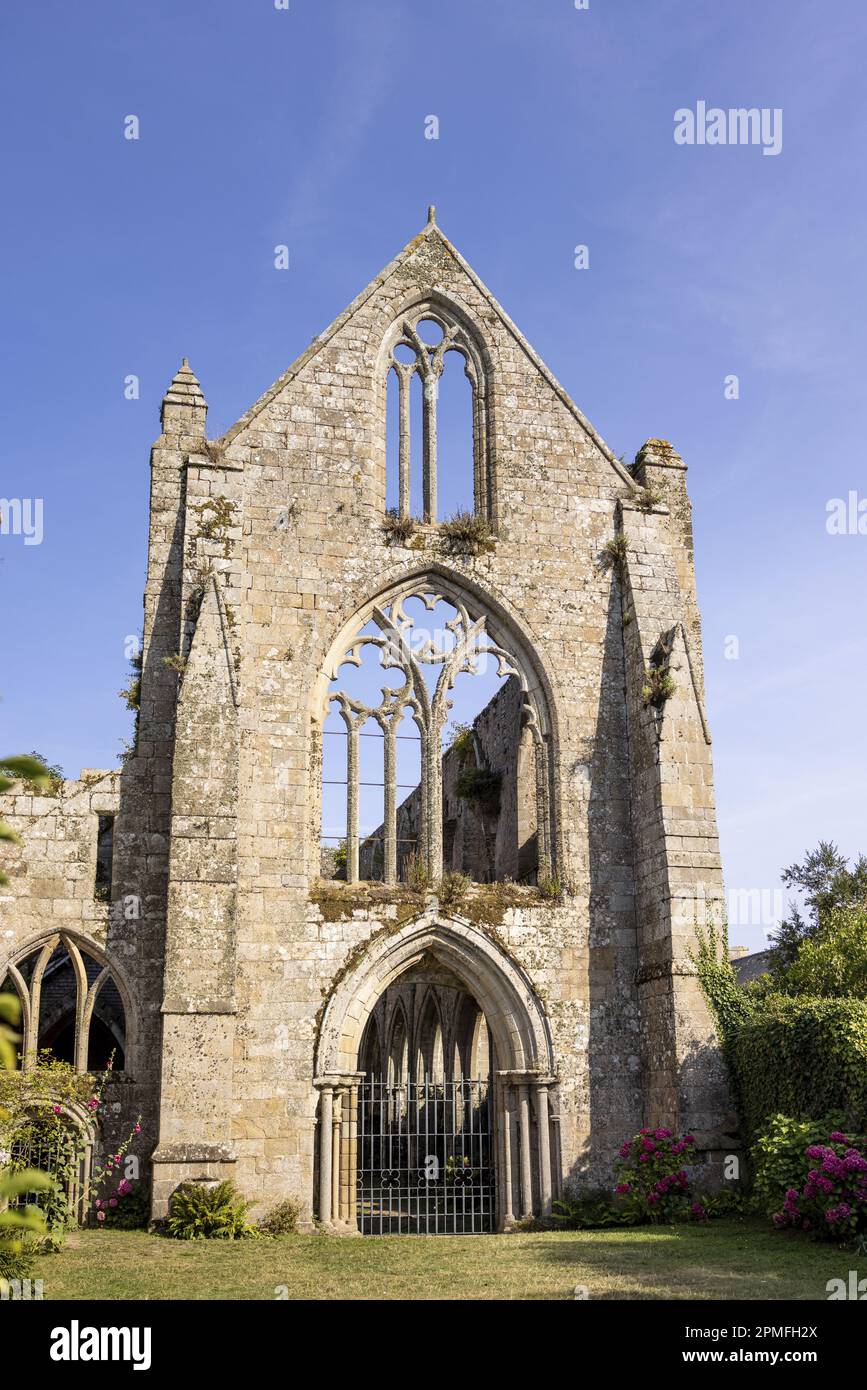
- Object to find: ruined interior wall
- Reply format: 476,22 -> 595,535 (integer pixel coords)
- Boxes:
0,772 -> 151,1168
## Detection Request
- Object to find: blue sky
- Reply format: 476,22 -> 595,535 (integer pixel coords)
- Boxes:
1,1 -> 865,947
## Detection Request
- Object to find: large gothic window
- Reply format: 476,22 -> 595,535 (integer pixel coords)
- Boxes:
384,307 -> 490,523
318,579 -> 552,886
1,933 -> 128,1072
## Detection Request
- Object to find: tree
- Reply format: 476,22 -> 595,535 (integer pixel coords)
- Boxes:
773,904 -> 867,999
770,841 -> 867,969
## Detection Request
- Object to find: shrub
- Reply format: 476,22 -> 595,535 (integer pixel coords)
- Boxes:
641,663 -> 675,709
613,1128 -> 704,1223
537,873 -> 566,901
603,533 -> 628,568
402,852 -> 432,894
728,995 -> 867,1142
0,1237 -> 38,1285
383,509 -> 415,546
439,511 -> 495,557
447,722 -> 474,760
97,1179 -> 150,1230
752,1113 -> 849,1219
551,1190 -> 632,1229
439,871 -> 470,908
165,1180 -> 257,1241
771,1129 -> 867,1243
257,1198 -> 300,1237
454,766 -> 501,815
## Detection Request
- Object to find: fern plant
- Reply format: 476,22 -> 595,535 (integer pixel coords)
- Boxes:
166,1180 -> 257,1241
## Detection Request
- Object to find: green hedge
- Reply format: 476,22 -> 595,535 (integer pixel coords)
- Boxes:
728,996 -> 867,1141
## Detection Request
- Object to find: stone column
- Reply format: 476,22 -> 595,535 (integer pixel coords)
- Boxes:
348,1081 -> 360,1229
518,1083 -> 533,1221
339,1086 -> 351,1224
317,1083 -> 334,1227
499,1080 -> 515,1229
535,1082 -> 552,1218
331,1092 -> 342,1227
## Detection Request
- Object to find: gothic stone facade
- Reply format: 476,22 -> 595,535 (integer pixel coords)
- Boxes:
0,214 -> 736,1229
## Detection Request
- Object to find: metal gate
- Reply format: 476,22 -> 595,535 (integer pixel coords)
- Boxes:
357,1077 -> 494,1234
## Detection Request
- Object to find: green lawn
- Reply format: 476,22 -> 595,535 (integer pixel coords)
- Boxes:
33,1219 -> 850,1300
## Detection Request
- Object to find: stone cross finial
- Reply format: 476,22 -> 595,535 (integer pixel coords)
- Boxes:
427,204 -> 436,224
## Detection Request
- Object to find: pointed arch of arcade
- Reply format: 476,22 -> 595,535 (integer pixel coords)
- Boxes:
313,911 -> 559,1233
0,929 -> 137,1076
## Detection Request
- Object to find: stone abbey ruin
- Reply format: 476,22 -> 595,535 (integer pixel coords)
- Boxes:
0,211 -> 735,1232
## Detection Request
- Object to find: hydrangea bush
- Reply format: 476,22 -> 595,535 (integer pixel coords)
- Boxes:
613,1128 -> 706,1224
773,1130 -> 867,1241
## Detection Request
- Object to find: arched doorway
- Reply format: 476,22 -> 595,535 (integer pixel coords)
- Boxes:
314,912 -> 559,1234
355,958 -> 494,1234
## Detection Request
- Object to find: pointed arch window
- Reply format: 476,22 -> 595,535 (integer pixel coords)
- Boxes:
384,306 -> 491,523
318,578 -> 553,886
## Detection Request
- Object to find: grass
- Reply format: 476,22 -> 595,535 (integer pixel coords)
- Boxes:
33,1220 -> 851,1301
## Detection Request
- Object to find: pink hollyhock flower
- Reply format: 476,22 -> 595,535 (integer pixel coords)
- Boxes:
829,1131 -> 849,1143
683,1134 -> 695,1145
654,1128 -> 672,1140
134,1124 -> 141,1134
88,1098 -> 99,1110
642,1139 -> 656,1152
646,1193 -> 659,1204
53,1105 -> 62,1114
619,1142 -> 631,1158
639,1154 -> 649,1163
109,1198 -> 118,1207
639,1128 -> 651,1135
615,1183 -> 630,1194
97,1211 -> 106,1222
94,1199 -> 101,1208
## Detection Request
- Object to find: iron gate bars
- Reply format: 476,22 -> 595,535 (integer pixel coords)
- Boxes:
357,1076 -> 493,1235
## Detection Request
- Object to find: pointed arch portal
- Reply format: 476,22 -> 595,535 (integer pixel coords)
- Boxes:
314,913 -> 559,1233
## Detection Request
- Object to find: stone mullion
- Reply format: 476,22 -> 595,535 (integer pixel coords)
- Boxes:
381,716 -> 398,885
534,732 -> 552,878
345,718 -> 360,885
398,366 -> 412,519
65,935 -> 90,1073
422,372 -> 438,524
425,722 -> 443,879
471,383 -> 485,520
